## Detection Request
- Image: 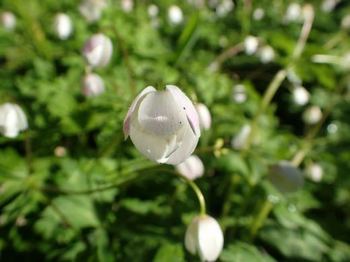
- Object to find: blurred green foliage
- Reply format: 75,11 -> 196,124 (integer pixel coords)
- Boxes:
1,0 -> 350,261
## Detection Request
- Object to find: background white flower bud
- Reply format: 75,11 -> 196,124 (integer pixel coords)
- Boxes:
244,36 -> 259,55
82,73 -> 105,97
0,103 -> 28,138
303,105 -> 322,125
258,45 -> 275,64
216,0 -> 234,17
231,124 -> 251,150
1,11 -> 16,31
79,0 -> 107,23
269,161 -> 304,193
168,5 -> 183,25
176,155 -> 204,180
232,84 -> 247,103
121,0 -> 133,13
321,0 -> 339,13
82,33 -> 113,68
195,103 -> 212,130
123,85 -> 200,165
292,86 -> 310,106
54,13 -> 73,40
341,14 -> 350,30
148,4 -> 159,18
284,3 -> 302,23
253,8 -> 265,21
306,163 -> 323,182
185,215 -> 224,261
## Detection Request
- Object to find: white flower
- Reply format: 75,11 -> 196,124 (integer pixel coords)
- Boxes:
216,0 -> 234,17
123,85 -> 200,165
148,4 -> 159,18
232,84 -> 247,103
231,124 -> 251,150
168,5 -> 183,25
82,73 -> 105,97
195,103 -> 212,130
79,0 -> 108,23
54,13 -> 73,40
269,161 -> 304,193
341,14 -> 350,30
0,103 -> 28,138
303,105 -> 322,125
1,11 -> 16,31
54,146 -> 67,157
292,86 -> 309,106
321,0 -> 339,13
82,33 -> 113,68
253,8 -> 265,21
185,215 -> 224,261
121,0 -> 133,13
306,163 -> 323,182
176,155 -> 204,180
258,45 -> 275,64
284,3 -> 302,23
244,36 -> 259,55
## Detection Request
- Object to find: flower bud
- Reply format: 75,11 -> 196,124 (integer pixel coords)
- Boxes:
306,163 -> 323,182
284,3 -> 302,23
321,0 -> 339,13
82,33 -> 113,68
341,14 -> 350,30
176,155 -> 204,180
185,215 -> 224,261
302,105 -> 322,125
82,73 -> 105,97
148,4 -> 159,18
269,161 -> 304,193
244,36 -> 259,55
1,11 -> 16,31
253,8 -> 265,21
292,86 -> 309,106
216,0 -> 234,17
79,0 -> 107,23
168,5 -> 183,25
54,146 -> 67,157
258,45 -> 275,64
232,84 -> 247,103
54,13 -> 73,40
195,103 -> 211,130
0,103 -> 28,138
121,0 -> 133,13
231,124 -> 251,150
123,85 -> 200,165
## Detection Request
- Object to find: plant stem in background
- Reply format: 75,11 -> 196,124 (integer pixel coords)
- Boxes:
249,197 -> 273,239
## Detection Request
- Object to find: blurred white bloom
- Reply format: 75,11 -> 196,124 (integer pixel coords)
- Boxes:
187,0 -> 205,8
79,0 -> 107,23
306,163 -> 323,182
1,11 -> 16,31
231,124 -> 251,150
176,155 -> 204,180
54,13 -> 73,40
284,3 -> 302,23
341,14 -> 350,30
258,45 -> 275,64
303,105 -> 322,125
327,123 -> 338,134
15,216 -> 27,227
123,85 -> 200,165
195,103 -> 212,130
147,4 -> 159,18
292,86 -> 310,106
232,84 -> 247,103
185,215 -> 224,261
244,36 -> 259,55
253,8 -> 265,21
0,103 -> 28,138
121,0 -> 133,13
54,146 -> 67,157
321,0 -> 340,13
269,161 -> 304,193
82,33 -> 113,68
168,5 -> 183,25
82,73 -> 105,97
216,0 -> 234,17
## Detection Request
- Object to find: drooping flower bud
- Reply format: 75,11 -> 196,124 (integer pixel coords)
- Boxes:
79,0 -> 107,23
321,0 -> 339,13
258,45 -> 275,64
306,163 -> 323,182
123,85 -> 200,165
284,3 -> 302,23
148,4 -> 159,18
0,103 -> 28,138
244,36 -> 259,55
176,155 -> 204,180
185,215 -> 224,261
168,5 -> 183,25
269,161 -> 304,193
1,11 -> 16,31
302,105 -> 322,125
253,8 -> 265,21
195,103 -> 212,130
216,0 -> 234,17
54,13 -> 73,40
341,14 -> 350,30
82,33 -> 113,68
292,86 -> 309,106
82,73 -> 105,97
121,0 -> 133,13
231,124 -> 251,150
54,146 -> 67,157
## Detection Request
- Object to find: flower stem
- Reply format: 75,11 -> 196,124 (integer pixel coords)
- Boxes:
185,178 -> 206,215
249,198 -> 273,240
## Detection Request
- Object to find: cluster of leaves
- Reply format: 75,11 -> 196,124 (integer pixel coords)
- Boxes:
1,0 -> 350,261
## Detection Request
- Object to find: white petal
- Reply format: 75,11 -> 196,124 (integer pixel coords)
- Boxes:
197,216 -> 224,262
195,103 -> 211,130
184,217 -> 199,255
123,86 -> 156,138
176,155 -> 204,180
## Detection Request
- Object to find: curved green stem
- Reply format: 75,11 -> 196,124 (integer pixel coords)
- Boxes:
185,178 -> 206,215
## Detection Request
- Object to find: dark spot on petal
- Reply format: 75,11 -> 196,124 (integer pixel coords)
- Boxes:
183,107 -> 186,110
